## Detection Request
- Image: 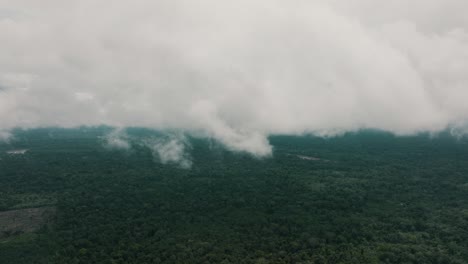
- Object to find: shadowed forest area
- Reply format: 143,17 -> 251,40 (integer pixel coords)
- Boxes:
1,128 -> 468,263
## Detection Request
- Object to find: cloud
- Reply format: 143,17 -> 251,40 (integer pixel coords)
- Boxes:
103,128 -> 193,168
1,0 -> 468,155
449,121 -> 468,140
145,134 -> 192,169
74,92 -> 95,102
103,128 -> 131,150
0,130 -> 12,142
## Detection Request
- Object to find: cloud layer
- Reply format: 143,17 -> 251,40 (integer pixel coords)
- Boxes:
1,0 -> 468,155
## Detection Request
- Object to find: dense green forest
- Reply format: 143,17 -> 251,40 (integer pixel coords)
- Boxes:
1,127 -> 468,263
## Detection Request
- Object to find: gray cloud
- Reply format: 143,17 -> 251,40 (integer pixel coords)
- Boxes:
0,130 -> 11,142
1,0 -> 468,154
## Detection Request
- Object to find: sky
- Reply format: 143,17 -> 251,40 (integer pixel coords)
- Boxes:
1,0 -> 468,156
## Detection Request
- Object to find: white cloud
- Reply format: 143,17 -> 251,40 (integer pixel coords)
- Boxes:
103,128 -> 131,150
1,0 -> 468,155
145,135 -> 192,169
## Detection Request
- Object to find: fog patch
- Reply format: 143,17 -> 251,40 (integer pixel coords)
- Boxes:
449,121 -> 468,139
0,130 -> 12,142
103,128 -> 131,150
145,135 -> 192,169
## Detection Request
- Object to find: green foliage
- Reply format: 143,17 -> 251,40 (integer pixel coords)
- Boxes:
1,128 -> 468,263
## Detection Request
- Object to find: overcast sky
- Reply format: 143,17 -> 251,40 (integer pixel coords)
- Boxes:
1,0 -> 468,155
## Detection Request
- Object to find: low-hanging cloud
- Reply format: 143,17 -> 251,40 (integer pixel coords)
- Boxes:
0,130 -> 12,142
102,128 -> 193,168
1,0 -> 468,154
103,128 -> 131,150
145,134 -> 193,169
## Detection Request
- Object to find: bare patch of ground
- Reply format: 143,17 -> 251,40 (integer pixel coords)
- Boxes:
0,207 -> 55,238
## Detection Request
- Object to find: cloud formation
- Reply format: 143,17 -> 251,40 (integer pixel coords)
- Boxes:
0,130 -> 11,142
145,134 -> 192,169
1,0 -> 468,154
103,128 -> 131,150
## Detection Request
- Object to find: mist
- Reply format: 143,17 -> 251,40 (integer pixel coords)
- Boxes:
146,135 -> 193,169
1,0 -> 468,155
